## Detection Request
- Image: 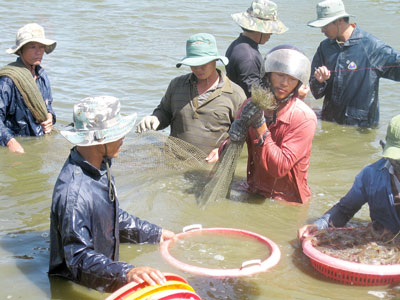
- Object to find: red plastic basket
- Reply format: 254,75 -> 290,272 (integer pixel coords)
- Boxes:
302,238 -> 400,286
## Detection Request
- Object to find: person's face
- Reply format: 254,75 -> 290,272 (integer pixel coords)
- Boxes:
259,33 -> 272,45
105,137 -> 125,158
269,72 -> 299,100
321,21 -> 338,40
19,42 -> 45,66
190,60 -> 217,81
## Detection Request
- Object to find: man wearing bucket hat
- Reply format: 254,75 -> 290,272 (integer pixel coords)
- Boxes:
308,0 -> 400,127
136,33 -> 246,162
299,114 -> 400,240
0,23 -> 57,153
228,45 -> 317,204
225,0 -> 289,98
49,96 -> 175,292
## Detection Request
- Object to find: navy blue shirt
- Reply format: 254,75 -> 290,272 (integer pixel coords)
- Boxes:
310,26 -> 400,127
226,34 -> 262,98
49,148 -> 162,292
0,58 -> 56,146
314,158 -> 400,234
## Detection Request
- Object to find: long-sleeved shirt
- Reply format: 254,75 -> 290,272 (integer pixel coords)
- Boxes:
0,58 -> 56,146
310,25 -> 400,127
152,70 -> 246,154
49,147 -> 162,292
242,97 -> 317,203
314,158 -> 400,234
225,34 -> 263,98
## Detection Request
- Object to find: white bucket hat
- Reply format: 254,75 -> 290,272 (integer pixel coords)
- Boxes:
308,0 -> 354,28
6,23 -> 57,55
61,96 -> 137,146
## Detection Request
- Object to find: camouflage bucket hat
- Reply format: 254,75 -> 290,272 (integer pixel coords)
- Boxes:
176,33 -> 228,68
61,96 -> 137,146
383,114 -> 400,160
308,0 -> 354,28
6,23 -> 57,55
231,0 -> 288,34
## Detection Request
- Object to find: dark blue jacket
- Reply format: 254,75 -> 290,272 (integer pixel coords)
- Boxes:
226,34 -> 262,98
0,58 -> 56,146
49,148 -> 162,292
314,158 -> 400,234
310,26 -> 400,127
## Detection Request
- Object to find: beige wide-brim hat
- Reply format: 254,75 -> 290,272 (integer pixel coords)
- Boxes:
232,0 -> 288,34
6,23 -> 57,55
308,0 -> 354,28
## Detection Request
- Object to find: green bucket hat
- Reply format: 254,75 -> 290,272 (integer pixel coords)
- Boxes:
231,0 -> 288,34
61,96 -> 137,146
308,0 -> 354,28
383,114 -> 400,160
176,33 -> 228,68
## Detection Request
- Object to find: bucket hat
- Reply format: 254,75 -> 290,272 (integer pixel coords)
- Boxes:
308,0 -> 354,28
176,33 -> 228,68
231,0 -> 287,34
6,23 -> 57,55
61,96 -> 137,146
383,114 -> 400,160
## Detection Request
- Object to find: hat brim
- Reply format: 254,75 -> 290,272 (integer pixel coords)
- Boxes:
307,13 -> 354,28
6,38 -> 57,55
61,113 -> 137,146
232,12 -> 288,34
176,56 -> 229,68
382,143 -> 400,160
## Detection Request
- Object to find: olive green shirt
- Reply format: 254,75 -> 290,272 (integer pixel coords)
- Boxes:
153,70 -> 246,154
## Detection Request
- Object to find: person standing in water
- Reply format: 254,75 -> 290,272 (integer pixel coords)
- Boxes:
136,33 -> 246,163
308,0 -> 400,127
229,45 -> 317,203
0,23 -> 57,153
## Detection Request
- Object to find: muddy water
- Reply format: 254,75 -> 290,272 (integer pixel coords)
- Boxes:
0,0 -> 400,299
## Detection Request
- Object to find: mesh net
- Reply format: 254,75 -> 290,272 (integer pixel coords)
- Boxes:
197,142 -> 244,207
115,131 -> 210,173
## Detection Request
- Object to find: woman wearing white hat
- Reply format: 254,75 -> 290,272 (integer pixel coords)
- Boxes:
0,23 -> 57,153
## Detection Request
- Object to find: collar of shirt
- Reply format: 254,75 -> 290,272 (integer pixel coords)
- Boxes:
70,147 -> 110,178
385,159 -> 400,193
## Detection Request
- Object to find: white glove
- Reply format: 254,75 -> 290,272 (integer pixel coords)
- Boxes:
136,115 -> 160,133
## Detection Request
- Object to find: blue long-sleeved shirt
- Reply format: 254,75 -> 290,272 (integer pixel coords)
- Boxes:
0,58 -> 56,146
310,26 -> 400,127
314,158 -> 400,234
49,147 -> 162,292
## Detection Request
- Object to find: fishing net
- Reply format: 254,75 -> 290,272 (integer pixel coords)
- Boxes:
115,131 -> 210,173
197,86 -> 277,207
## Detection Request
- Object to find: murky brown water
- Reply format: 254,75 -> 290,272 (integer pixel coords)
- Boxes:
0,0 -> 400,299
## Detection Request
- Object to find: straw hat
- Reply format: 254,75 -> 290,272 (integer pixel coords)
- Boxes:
176,33 -> 228,68
231,0 -> 288,34
61,96 -> 137,146
308,0 -> 354,28
6,23 -> 57,55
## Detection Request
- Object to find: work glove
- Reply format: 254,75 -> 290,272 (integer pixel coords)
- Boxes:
136,115 -> 160,133
240,101 -> 265,128
228,119 -> 248,143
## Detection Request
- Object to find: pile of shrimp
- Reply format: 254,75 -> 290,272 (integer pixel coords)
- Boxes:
311,224 -> 400,265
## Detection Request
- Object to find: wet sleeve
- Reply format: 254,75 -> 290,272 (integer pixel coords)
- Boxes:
0,77 -> 16,146
236,58 -> 262,98
368,38 -> 400,81
152,80 -> 174,130
41,72 -> 56,124
309,46 -> 328,99
313,170 -> 368,229
253,115 -> 317,178
119,208 -> 162,244
61,192 -> 133,292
